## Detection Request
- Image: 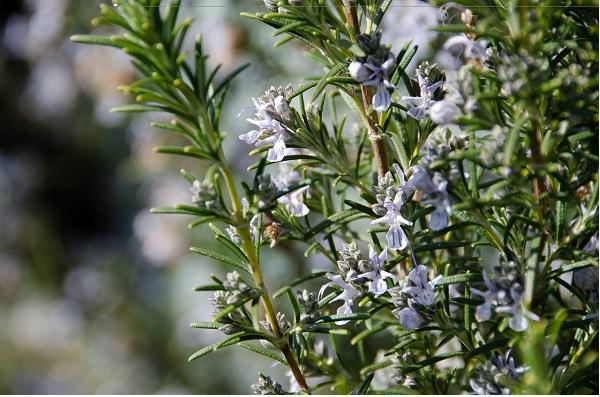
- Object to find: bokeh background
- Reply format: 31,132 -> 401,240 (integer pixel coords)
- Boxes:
0,0 -> 455,393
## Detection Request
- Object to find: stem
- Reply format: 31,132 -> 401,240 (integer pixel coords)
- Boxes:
219,157 -> 310,393
343,0 -> 389,178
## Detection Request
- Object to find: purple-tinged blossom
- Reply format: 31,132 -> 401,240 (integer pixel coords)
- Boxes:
372,191 -> 413,250
390,265 -> 442,329
357,246 -> 397,296
405,166 -> 452,231
443,33 -> 489,64
239,85 -> 294,162
319,273 -> 360,325
350,57 -> 395,112
471,265 -> 540,332
402,71 -> 444,120
421,183 -> 452,231
349,32 -> 396,112
273,171 -> 310,217
429,99 -> 461,125
468,350 -> 528,395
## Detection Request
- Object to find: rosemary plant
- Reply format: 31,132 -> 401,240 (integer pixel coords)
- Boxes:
72,0 -> 598,394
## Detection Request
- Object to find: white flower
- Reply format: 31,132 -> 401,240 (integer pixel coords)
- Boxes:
403,265 -> 442,307
443,34 -> 489,63
239,89 -> 294,162
428,99 -> 461,125
273,171 -> 310,217
349,57 -> 395,112
318,273 -> 360,325
371,191 -> 413,250
357,246 -> 397,296
401,71 -> 443,120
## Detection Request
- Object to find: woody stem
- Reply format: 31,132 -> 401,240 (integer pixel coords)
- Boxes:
343,0 -> 390,178
219,155 -> 310,393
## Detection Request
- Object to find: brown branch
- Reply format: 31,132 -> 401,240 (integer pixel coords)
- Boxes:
343,0 -> 390,178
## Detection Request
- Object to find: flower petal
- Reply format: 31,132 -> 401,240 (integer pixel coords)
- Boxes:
267,137 -> 287,162
239,129 -> 261,144
387,224 -> 409,250
373,85 -> 391,112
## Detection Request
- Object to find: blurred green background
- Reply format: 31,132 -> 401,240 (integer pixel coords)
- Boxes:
0,0 -> 444,393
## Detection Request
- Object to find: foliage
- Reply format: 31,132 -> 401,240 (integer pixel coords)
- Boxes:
73,0 -> 598,394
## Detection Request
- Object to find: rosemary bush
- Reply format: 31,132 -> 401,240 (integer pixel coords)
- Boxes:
72,0 -> 598,394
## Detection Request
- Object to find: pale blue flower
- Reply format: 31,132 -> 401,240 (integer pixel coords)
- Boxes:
397,307 -> 426,330
371,191 -> 413,250
357,246 -> 397,296
274,171 -> 310,217
349,56 -> 395,112
429,99 -> 461,125
240,87 -> 294,162
443,33 -> 489,64
318,273 -> 360,325
402,71 -> 444,120
471,270 -> 539,332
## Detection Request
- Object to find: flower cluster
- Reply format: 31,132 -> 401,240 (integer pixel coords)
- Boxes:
371,166 -> 413,250
296,289 -> 320,323
402,61 -> 446,120
209,271 -> 258,334
407,166 -> 452,232
348,32 -> 395,112
391,352 -> 419,389
389,265 -> 442,329
251,372 -> 286,395
80,1 -> 600,394
471,261 -> 540,332
260,312 -> 291,349
240,85 -> 295,162
191,179 -> 218,210
335,242 -> 396,295
468,351 -> 528,395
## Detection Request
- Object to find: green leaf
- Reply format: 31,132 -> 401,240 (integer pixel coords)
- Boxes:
153,146 -> 211,160
238,342 -> 287,365
209,63 -> 250,101
188,334 -> 266,362
360,359 -> 392,376
190,247 -> 250,274
70,34 -> 121,48
310,63 -> 348,102
351,322 -> 388,345
190,322 -> 221,329
150,205 -> 213,217
437,273 -> 482,286
413,241 -> 472,253
357,373 -> 375,395
193,284 -> 225,292
465,337 -> 510,359
315,312 -> 370,324
273,271 -> 328,298
110,104 -> 167,113
404,351 -> 464,373
343,199 -> 376,216
303,209 -> 362,239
